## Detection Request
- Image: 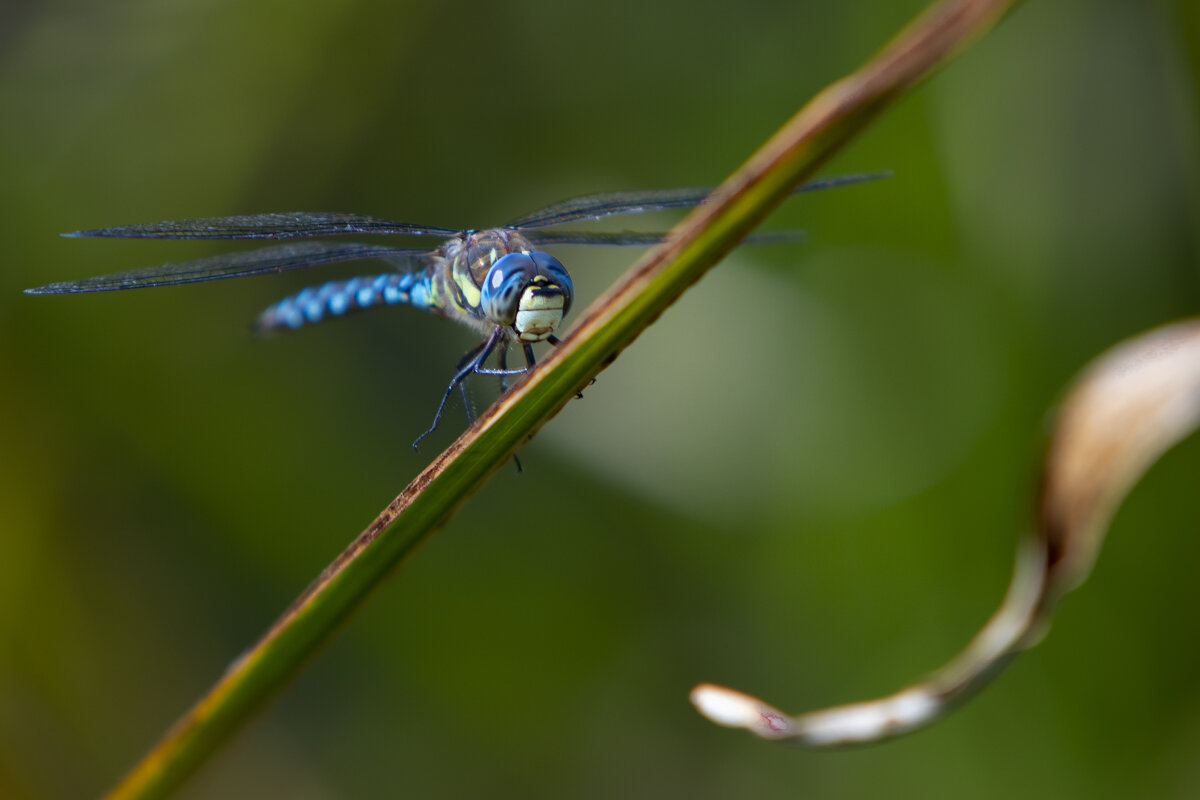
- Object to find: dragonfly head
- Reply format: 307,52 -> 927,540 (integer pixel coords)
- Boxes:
481,251 -> 573,343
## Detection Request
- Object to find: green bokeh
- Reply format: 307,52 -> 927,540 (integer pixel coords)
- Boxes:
2,0 -> 1198,797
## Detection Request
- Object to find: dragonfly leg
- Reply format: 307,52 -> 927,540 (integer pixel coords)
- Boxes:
412,328 -> 503,451
455,342 -> 485,430
496,343 -> 522,471
455,338 -> 491,370
497,344 -> 512,394
474,341 -> 538,387
493,343 -> 537,388
491,344 -> 531,473
458,381 -> 476,428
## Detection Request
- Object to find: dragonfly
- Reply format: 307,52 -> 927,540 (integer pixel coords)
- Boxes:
27,172 -> 884,448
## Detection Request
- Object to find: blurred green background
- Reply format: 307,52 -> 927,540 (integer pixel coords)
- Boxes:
2,0 -> 1199,797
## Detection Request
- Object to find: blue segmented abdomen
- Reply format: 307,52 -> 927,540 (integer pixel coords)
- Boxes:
257,272 -> 434,332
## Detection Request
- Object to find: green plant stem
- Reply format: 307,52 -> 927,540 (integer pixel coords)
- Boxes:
104,1 -> 1023,797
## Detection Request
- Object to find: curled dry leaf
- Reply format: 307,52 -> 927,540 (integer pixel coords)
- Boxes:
694,318 -> 1200,745
1038,319 -> 1200,599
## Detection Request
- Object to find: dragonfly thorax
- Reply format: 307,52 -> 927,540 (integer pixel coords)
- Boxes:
480,250 -> 573,342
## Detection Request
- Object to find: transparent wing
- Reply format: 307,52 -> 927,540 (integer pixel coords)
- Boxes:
63,212 -> 461,240
520,229 -> 808,247
505,171 -> 890,229
25,241 -> 432,294
521,230 -> 679,247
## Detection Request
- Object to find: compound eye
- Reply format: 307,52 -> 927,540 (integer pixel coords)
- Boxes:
529,252 -> 573,317
481,252 -> 536,326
